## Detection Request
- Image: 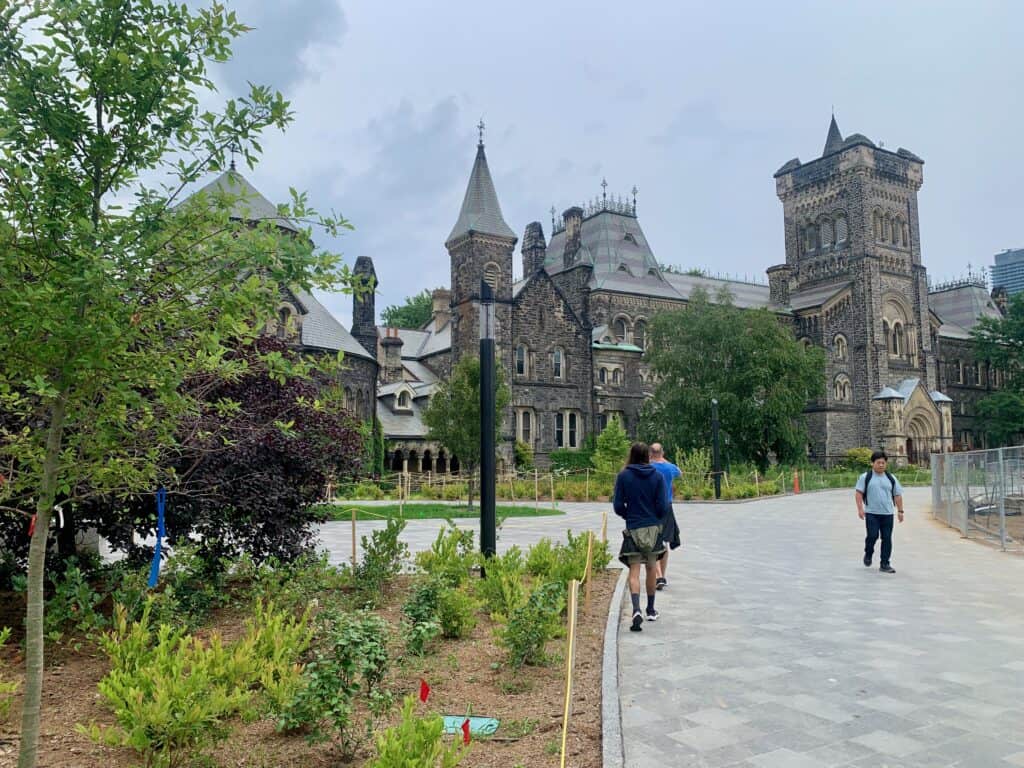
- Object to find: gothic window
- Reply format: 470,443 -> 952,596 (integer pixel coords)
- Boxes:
599,367 -> 608,384
634,320 -> 647,351
516,409 -> 533,444
397,391 -> 411,409
804,225 -> 817,253
483,262 -> 500,291
894,216 -> 905,247
820,219 -> 834,248
568,412 -> 579,448
891,322 -> 904,357
612,368 -> 622,385
613,317 -> 628,343
555,412 -> 564,447
883,320 -> 891,353
552,347 -> 564,380
903,222 -> 910,249
515,345 -> 528,376
873,211 -> 883,241
833,374 -> 852,403
344,387 -> 353,409
277,306 -> 291,340
835,215 -> 848,244
833,334 -> 848,361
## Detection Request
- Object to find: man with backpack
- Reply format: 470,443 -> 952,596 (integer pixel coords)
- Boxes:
854,450 -> 905,574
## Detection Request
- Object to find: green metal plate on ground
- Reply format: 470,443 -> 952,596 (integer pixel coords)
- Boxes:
442,715 -> 500,735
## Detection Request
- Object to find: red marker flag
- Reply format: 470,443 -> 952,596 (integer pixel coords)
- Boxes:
461,718 -> 471,745
419,678 -> 430,703
28,514 -> 37,537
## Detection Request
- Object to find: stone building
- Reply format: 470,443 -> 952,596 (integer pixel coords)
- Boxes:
375,117 -> 1017,469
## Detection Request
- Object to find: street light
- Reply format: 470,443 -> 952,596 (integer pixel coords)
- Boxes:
479,280 -> 497,562
711,398 -> 721,500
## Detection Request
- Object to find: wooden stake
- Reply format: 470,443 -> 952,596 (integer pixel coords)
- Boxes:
583,531 -> 594,612
585,468 -> 590,502
560,580 -> 580,768
351,508 -> 357,567
550,473 -> 555,505
600,511 -> 608,543
534,467 -> 539,514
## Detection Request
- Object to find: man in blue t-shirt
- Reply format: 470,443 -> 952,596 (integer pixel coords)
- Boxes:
854,450 -> 905,574
650,443 -> 682,589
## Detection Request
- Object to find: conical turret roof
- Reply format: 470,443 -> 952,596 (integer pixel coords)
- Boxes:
193,169 -> 299,232
823,114 -> 844,156
446,142 -> 516,246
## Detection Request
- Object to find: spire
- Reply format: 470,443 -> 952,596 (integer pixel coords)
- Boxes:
445,138 -> 516,247
823,113 -> 844,156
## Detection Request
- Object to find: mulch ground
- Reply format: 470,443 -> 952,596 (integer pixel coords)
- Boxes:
0,569 -> 620,768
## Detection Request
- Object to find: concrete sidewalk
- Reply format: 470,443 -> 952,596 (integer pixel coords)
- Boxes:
617,487 -> 1024,767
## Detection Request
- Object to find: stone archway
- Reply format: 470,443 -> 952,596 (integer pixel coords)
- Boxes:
390,450 -> 404,472
905,411 -> 938,466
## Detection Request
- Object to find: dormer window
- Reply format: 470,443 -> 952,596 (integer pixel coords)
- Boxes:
397,391 -> 412,410
624,233 -> 637,245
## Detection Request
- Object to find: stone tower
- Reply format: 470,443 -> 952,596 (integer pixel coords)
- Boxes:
771,116 -> 939,459
445,136 -> 517,371
351,256 -> 378,358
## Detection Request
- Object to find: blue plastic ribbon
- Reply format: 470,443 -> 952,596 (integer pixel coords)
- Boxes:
147,487 -> 167,588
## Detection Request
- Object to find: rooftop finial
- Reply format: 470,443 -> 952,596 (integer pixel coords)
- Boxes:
631,185 -> 638,214
601,177 -> 608,203
229,142 -> 237,172
550,205 -> 556,231
477,118 -> 485,147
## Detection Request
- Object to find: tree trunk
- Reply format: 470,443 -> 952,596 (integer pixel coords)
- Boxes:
18,397 -> 67,768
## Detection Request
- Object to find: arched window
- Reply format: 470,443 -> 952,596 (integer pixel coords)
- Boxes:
612,368 -> 622,385
892,322 -> 904,356
799,337 -> 812,349
873,211 -> 883,241
884,215 -> 893,243
397,391 -> 411,409
344,386 -> 353,408
835,215 -> 848,244
804,225 -> 817,253
634,320 -> 647,351
833,374 -> 852,403
903,221 -> 910,249
552,348 -> 564,380
894,216 -> 905,247
599,367 -> 608,384
833,334 -> 848,361
515,345 -> 528,376
483,262 -> 500,291
820,219 -> 834,248
613,317 -> 628,343
277,307 -> 291,340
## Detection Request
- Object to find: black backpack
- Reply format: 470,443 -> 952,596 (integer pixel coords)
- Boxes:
862,470 -> 897,503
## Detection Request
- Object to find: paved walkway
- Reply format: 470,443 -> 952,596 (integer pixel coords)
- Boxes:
315,489 -> 1024,767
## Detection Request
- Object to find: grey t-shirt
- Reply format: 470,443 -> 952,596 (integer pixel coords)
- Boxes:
855,471 -> 904,515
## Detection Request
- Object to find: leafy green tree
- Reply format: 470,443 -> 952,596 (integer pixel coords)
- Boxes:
422,358 -> 509,506
972,292 -> 1024,446
381,289 -> 435,329
0,4 -> 356,765
592,418 -> 631,476
640,288 -> 825,470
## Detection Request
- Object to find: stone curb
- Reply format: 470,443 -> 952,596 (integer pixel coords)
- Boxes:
601,568 -> 627,768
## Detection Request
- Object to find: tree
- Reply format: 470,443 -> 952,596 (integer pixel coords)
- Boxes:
972,292 -> 1024,445
0,4 -> 356,764
82,337 -> 365,567
640,288 -> 825,470
592,418 -> 631,477
422,357 -> 509,506
381,289 -> 435,329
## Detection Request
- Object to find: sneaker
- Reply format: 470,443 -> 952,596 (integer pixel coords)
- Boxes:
646,609 -> 660,621
656,577 -> 667,591
863,553 -> 872,567
630,611 -> 644,632
880,564 -> 895,574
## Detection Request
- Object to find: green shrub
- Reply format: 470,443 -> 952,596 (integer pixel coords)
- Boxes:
549,448 -> 593,473
499,581 -> 566,669
525,538 -> 557,578
843,447 -> 875,470
592,419 -> 631,476
83,599 -> 308,767
476,547 -> 527,621
279,610 -> 391,751
354,517 -> 409,606
0,627 -> 17,722
415,522 -> 475,587
525,532 -> 611,585
242,552 -> 351,613
402,581 -> 442,656
677,447 -> 711,486
513,440 -> 534,471
436,588 -> 477,640
367,695 -> 466,768
44,560 -> 108,644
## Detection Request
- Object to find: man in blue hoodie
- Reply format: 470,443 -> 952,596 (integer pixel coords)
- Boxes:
614,442 -> 670,631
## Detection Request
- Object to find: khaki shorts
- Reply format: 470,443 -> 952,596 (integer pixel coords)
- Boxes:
618,524 -> 665,566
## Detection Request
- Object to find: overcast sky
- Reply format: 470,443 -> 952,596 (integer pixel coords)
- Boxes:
212,0 -> 1024,328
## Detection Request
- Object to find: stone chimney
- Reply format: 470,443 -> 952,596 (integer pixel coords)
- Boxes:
351,256 -> 378,358
430,288 -> 451,331
380,327 -> 404,384
766,264 -> 793,306
521,222 -> 547,276
562,206 -> 583,268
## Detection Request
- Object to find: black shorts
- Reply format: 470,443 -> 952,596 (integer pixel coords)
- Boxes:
661,507 -> 681,550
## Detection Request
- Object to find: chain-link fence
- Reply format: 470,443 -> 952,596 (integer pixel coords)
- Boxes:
930,447 -> 1024,552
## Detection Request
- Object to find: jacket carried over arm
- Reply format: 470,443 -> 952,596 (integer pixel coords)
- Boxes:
613,464 -> 670,530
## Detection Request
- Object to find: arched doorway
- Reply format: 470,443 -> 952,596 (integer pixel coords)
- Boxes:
906,437 -> 916,465
390,450 -> 404,472
422,450 -> 433,474
436,451 -> 448,474
450,455 -> 460,474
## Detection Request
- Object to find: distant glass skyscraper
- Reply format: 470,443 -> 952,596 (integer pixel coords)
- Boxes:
992,248 -> 1024,295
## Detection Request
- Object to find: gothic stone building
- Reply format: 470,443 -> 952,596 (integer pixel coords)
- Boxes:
373,117 -> 1017,470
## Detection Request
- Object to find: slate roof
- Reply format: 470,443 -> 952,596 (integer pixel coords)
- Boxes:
788,283 -> 851,312
446,143 -> 516,246
930,283 -> 1001,337
293,288 -> 375,361
193,170 -> 299,232
376,381 -> 438,439
662,273 -> 773,310
873,387 -> 904,400
823,115 -> 844,156
378,323 -> 451,360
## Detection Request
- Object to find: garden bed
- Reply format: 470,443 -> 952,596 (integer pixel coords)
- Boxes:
0,540 -> 618,768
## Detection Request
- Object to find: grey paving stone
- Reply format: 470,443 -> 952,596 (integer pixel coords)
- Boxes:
851,729 -> 927,757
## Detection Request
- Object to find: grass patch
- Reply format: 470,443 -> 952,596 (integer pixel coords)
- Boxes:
317,503 -> 563,521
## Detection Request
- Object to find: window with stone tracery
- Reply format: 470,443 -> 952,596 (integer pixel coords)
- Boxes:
833,334 -> 848,361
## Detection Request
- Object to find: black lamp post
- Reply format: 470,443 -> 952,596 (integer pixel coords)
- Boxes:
711,398 -> 721,500
479,280 -> 497,561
